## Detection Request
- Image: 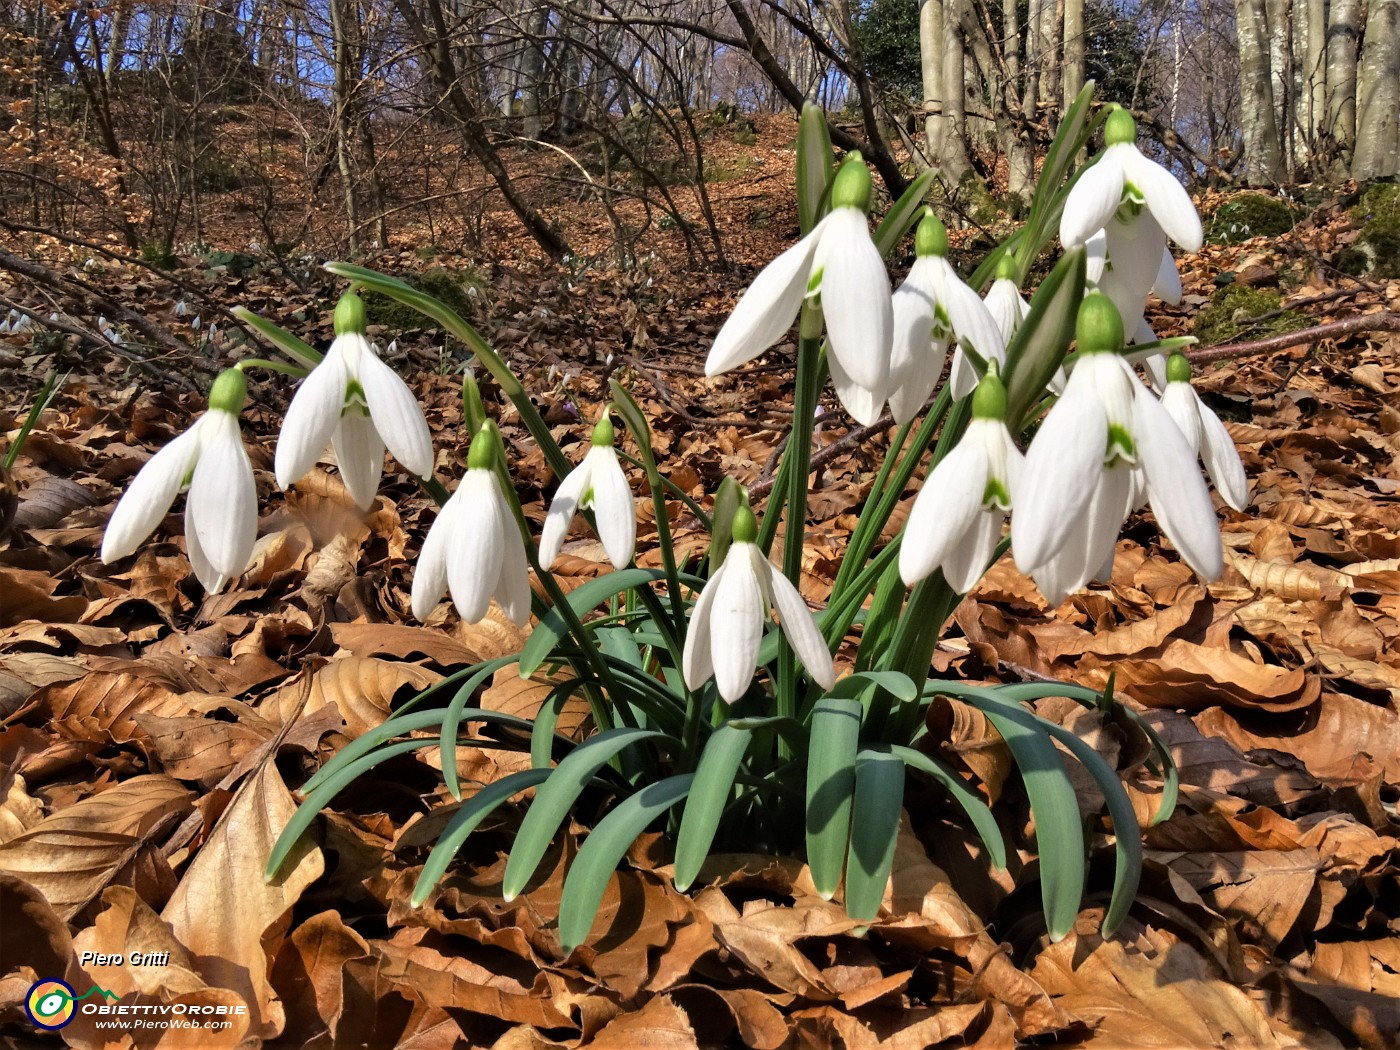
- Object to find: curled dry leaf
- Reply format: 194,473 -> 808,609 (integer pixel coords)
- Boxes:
1082,637 -> 1320,712
0,774 -> 192,919
260,656 -> 442,737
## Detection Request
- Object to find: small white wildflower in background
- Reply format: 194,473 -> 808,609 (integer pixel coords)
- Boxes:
539,412 -> 636,570
275,289 -> 434,509
101,368 -> 256,593
411,426 -> 531,626
706,155 -> 892,426
982,254 -> 1031,344
684,506 -> 836,703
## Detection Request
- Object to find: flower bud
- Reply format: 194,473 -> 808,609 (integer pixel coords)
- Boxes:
208,368 -> 248,414
1104,106 -> 1137,146
915,210 -> 949,257
1076,292 -> 1125,355
831,154 -> 873,212
971,365 -> 1008,421
731,504 -> 758,544
333,289 -> 367,336
1166,351 -> 1192,384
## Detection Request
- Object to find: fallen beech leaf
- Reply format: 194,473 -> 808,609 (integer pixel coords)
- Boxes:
1150,848 -> 1321,949
1226,551 -> 1345,600
1082,638 -> 1319,711
268,909 -> 372,1046
37,672 -> 188,746
162,759 -> 324,1041
0,775 -> 192,919
587,993 -> 697,1050
71,886 -> 207,997
0,764 -> 43,844
260,657 -> 441,737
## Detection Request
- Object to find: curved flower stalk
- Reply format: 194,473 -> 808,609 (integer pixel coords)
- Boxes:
706,156 -> 892,425
538,412 -> 637,570
101,369 -> 256,593
683,505 -> 836,703
888,212 -> 1005,420
1012,293 -> 1223,604
275,290 -> 434,509
900,368 -> 1023,592
1159,353 -> 1249,511
411,425 -> 531,626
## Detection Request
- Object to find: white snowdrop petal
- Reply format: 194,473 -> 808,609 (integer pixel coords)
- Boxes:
538,457 -> 592,568
1133,384 -> 1223,580
1153,247 -> 1183,304
588,447 -> 637,569
331,409 -> 386,510
276,349 -> 348,490
411,495 -> 458,621
1105,211 -> 1167,298
900,436 -> 989,586
445,471 -> 506,623
1160,382 -> 1204,453
493,495 -> 533,627
1124,149 -> 1204,252
101,426 -> 202,563
763,553 -> 836,690
183,501 -> 228,594
708,544 -> 768,703
983,279 -> 1027,343
819,208 -> 893,396
187,412 -> 256,584
1197,398 -> 1250,511
886,286 -> 941,425
828,347 -> 885,426
706,222 -> 825,375
1061,151 -> 1127,248
682,558 -> 725,692
358,348 -> 435,478
942,506 -> 1003,594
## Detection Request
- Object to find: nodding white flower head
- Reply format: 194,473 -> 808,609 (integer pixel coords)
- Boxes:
1061,107 -> 1203,254
101,368 -> 256,593
538,412 -> 636,570
983,253 -> 1031,345
411,425 -> 531,626
706,156 -> 892,426
683,505 -> 836,704
1012,293 -> 1222,604
275,290 -> 434,510
1159,353 -> 1249,511
901,367 -> 1023,592
888,212 -> 1005,422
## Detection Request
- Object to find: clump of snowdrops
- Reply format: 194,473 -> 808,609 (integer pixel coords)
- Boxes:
102,91 -> 1246,950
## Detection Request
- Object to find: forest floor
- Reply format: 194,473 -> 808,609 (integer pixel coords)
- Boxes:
1,114 -> 1398,1049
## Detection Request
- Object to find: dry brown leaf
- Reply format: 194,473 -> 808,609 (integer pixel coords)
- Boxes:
1082,638 -> 1320,711
587,993 -> 697,1050
260,657 -> 441,736
37,672 -> 189,746
161,758 -> 324,1041
268,909 -> 372,1046
1151,848 -> 1322,949
0,775 -> 192,919
1226,550 -> 1347,600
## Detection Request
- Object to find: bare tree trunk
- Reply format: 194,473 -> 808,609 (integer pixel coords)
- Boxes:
1325,0 -> 1361,172
941,0 -> 971,179
1301,0 -> 1327,163
1062,0 -> 1084,114
1234,0 -> 1285,183
329,0 -> 360,252
1353,0 -> 1400,178
919,0 -> 944,162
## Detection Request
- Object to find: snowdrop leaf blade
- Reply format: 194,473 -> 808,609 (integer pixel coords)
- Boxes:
873,167 -> 938,257
796,103 -> 835,235
1003,247 -> 1085,425
706,230 -> 823,375
275,350 -> 347,490
359,349 -> 434,478
765,565 -> 836,690
101,427 -> 201,563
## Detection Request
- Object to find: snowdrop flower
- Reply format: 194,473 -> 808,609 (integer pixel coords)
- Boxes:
706,156 -> 892,426
1012,293 -> 1222,603
683,505 -> 836,703
982,254 -> 1031,344
901,368 -> 1023,592
411,426 -> 530,626
1159,353 -> 1249,511
538,413 -> 636,570
888,212 -> 1004,421
275,290 -> 434,510
1061,107 -> 1203,254
101,368 -> 256,593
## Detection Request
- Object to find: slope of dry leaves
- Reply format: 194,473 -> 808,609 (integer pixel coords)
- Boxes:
1,123 -> 1399,1049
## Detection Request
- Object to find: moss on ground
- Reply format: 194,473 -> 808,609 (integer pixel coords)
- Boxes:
1204,192 -> 1304,245
363,266 -> 480,333
1192,283 -> 1309,345
1337,181 -> 1400,278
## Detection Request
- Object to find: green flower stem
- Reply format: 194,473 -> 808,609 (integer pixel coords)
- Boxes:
233,357 -> 309,379
416,475 -> 453,509
829,417 -> 913,598
615,449 -> 711,526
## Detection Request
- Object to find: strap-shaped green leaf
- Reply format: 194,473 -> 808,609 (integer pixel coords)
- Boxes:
805,696 -> 862,899
1002,245 -> 1086,426
502,727 -> 675,900
888,744 -> 1006,870
845,748 -> 906,922
441,661 -> 522,800
874,167 -> 937,258
972,690 -> 1143,936
558,774 -> 695,953
266,737 -> 437,880
519,569 -> 668,676
673,724 -> 753,891
411,768 -> 552,906
796,103 -> 834,235
230,306 -> 322,369
530,679 -> 589,770
825,671 -> 919,704
964,696 -> 1085,941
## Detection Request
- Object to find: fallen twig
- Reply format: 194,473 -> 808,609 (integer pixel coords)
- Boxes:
1186,311 -> 1400,364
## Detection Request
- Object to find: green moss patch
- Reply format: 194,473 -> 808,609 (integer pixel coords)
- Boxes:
1192,284 -> 1309,346
363,266 -> 481,333
1205,192 -> 1304,245
1337,181 -> 1400,278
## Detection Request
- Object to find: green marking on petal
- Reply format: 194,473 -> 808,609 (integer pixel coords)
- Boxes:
982,477 -> 1012,510
1106,423 -> 1137,464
